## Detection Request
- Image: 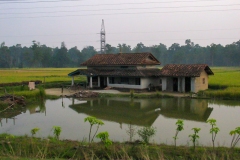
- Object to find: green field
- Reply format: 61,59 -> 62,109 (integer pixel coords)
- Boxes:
0,68 -> 86,84
0,67 -> 240,99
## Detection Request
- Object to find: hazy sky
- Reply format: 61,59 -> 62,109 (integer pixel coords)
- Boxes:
0,0 -> 240,50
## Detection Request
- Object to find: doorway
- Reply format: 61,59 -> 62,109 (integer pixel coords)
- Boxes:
185,77 -> 191,92
173,78 -> 178,92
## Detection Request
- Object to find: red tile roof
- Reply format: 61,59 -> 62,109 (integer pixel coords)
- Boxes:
81,53 -> 160,66
160,64 -> 214,77
68,68 -> 161,77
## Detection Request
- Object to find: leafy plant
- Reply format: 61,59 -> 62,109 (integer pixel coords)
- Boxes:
84,116 -> 104,143
173,119 -> 184,148
137,126 -> 156,144
126,124 -> 137,142
189,128 -> 201,151
207,118 -> 220,149
52,126 -> 62,140
229,127 -> 240,149
31,128 -> 40,137
96,131 -> 112,147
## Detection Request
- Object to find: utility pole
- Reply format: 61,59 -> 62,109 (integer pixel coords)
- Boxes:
100,19 -> 106,54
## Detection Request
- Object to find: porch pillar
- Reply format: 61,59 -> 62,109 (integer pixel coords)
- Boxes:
90,76 -> 93,88
71,76 -> 74,86
107,77 -> 109,86
98,76 -> 100,87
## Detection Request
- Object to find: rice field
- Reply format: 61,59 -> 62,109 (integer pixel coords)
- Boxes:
0,67 -> 240,99
0,68 -> 86,84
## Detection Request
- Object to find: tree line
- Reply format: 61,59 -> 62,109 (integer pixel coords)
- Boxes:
0,39 -> 239,68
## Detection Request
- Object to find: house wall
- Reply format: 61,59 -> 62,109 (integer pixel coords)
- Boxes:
107,77 -> 160,89
192,71 -> 209,92
161,78 -> 167,91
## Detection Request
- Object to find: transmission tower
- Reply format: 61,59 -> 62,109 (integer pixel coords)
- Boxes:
100,19 -> 106,54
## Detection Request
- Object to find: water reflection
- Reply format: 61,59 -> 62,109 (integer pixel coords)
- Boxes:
69,97 -> 213,126
0,100 -> 46,126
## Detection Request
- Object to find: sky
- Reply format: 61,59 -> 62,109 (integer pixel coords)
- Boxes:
0,0 -> 240,51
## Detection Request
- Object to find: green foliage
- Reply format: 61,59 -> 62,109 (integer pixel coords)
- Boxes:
207,118 -> 220,149
31,128 -> 40,137
96,132 -> 112,147
229,127 -> 240,149
173,119 -> 184,148
52,126 -> 62,140
38,87 -> 46,99
130,89 -> 134,98
84,116 -> 104,143
189,128 -> 201,151
137,126 -> 156,144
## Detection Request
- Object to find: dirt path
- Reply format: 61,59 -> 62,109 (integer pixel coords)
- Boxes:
45,88 -> 188,97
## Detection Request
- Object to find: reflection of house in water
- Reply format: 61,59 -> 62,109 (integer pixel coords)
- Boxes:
0,109 -> 24,126
160,98 -> 213,122
69,98 -> 213,126
69,98 -> 161,127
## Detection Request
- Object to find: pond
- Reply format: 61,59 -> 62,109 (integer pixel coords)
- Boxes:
0,97 -> 240,147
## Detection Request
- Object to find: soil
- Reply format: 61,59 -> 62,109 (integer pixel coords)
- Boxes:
45,88 -> 188,97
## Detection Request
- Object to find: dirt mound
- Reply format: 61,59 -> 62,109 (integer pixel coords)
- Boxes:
64,90 -> 99,98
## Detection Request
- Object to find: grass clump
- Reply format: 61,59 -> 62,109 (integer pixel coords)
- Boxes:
0,133 -> 239,159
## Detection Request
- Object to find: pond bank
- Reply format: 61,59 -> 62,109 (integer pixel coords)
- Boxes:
45,88 -> 189,98
0,134 -> 239,159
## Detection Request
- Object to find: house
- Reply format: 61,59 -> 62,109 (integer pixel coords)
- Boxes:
68,52 -> 162,90
68,53 -> 214,93
160,64 -> 214,93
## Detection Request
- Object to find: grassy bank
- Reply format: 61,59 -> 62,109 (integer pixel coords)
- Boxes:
0,134 -> 239,160
1,67 -> 240,100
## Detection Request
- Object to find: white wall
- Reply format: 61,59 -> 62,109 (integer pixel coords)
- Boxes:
107,77 -> 161,89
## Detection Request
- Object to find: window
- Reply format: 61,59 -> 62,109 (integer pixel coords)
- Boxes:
121,77 -> 129,84
109,77 -> 115,84
159,79 -> 162,85
203,78 -> 205,84
120,66 -> 128,69
135,78 -> 141,85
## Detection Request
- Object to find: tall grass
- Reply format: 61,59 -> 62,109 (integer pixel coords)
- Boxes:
0,134 -> 239,159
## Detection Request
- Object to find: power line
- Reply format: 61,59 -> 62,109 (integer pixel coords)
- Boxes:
2,4 -> 240,15
1,8 -> 240,19
0,0 -> 85,4
0,0 -> 222,9
1,28 -> 239,38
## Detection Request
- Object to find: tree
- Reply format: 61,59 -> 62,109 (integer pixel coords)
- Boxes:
118,43 -> 132,53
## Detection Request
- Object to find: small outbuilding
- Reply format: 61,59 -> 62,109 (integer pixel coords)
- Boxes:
160,64 -> 214,93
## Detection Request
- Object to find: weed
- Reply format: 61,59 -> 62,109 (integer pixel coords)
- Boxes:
52,126 -> 62,140
229,127 -> 240,149
137,126 -> 156,144
173,119 -> 184,148
189,128 -> 201,151
96,132 -> 112,148
84,116 -> 104,143
207,118 -> 220,149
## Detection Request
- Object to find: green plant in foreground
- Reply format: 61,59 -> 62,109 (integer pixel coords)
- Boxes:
173,119 -> 184,148
229,127 -> 240,149
137,126 -> 156,144
31,127 -> 40,137
189,128 -> 201,151
207,118 -> 220,149
52,126 -> 62,140
84,116 -> 104,143
130,89 -> 134,98
96,131 -> 112,147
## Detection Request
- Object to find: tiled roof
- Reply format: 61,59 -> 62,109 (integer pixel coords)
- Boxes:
68,68 -> 161,77
81,53 -> 160,66
160,64 -> 214,77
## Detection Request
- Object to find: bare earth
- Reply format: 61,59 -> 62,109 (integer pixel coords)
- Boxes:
45,88 -> 187,97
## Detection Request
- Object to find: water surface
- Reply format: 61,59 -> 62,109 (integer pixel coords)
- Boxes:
1,97 -> 240,147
